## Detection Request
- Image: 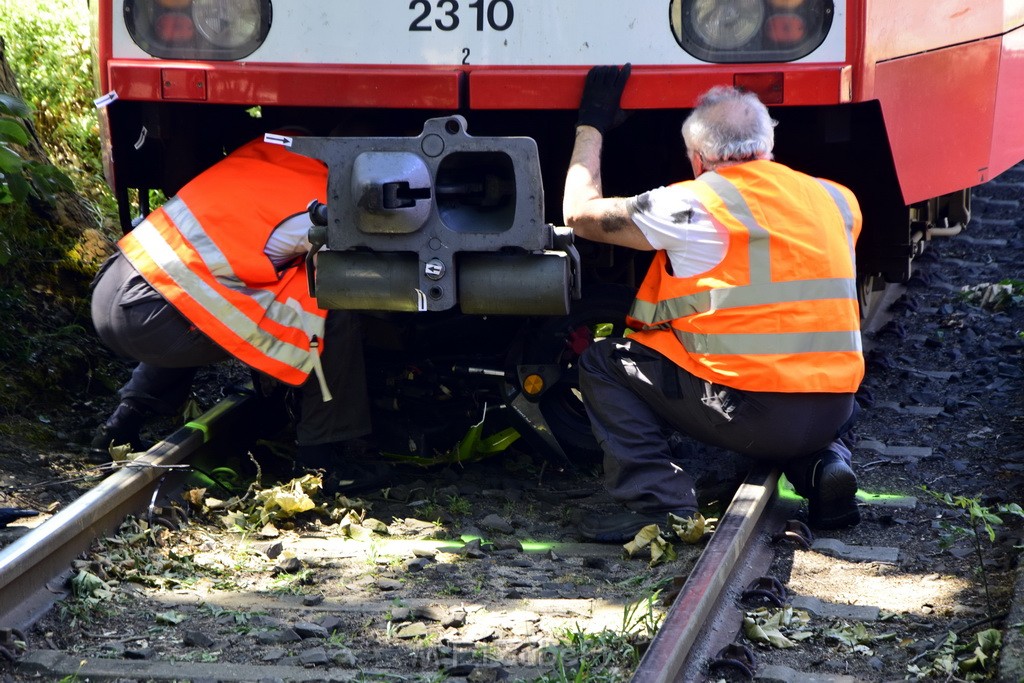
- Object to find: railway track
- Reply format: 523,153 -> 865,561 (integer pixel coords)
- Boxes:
0,392 -> 257,634
0,396 -> 906,683
0,408 -> 795,681
0,317 -> 907,680
0,167 -> 1021,682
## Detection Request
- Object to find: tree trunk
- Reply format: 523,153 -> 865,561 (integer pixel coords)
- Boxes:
0,36 -> 112,274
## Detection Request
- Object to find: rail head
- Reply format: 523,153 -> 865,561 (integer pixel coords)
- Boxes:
632,466 -> 780,683
0,392 -> 254,630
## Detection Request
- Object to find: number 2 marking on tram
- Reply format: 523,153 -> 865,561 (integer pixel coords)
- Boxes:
409,0 -> 514,32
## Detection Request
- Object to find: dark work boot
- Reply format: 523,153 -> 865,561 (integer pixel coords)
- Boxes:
786,442 -> 860,530
579,508 -> 699,544
91,401 -> 151,453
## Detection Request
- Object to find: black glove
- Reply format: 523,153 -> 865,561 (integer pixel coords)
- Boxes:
576,63 -> 632,134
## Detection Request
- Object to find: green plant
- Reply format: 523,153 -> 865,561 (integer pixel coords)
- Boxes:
622,590 -> 664,640
472,643 -> 501,662
445,494 -> 473,516
906,628 -> 1002,681
0,4 -> 121,415
416,501 -> 440,519
267,568 -> 313,595
537,625 -> 640,683
923,486 -> 1024,615
0,0 -> 112,218
0,94 -> 73,213
326,630 -> 349,647
957,279 -> 1024,312
534,592 -> 664,683
57,579 -> 114,628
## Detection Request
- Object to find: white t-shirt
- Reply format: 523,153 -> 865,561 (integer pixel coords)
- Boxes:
264,213 -> 315,267
628,184 -> 728,278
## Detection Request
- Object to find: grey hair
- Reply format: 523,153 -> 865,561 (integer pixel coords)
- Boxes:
681,86 -> 776,169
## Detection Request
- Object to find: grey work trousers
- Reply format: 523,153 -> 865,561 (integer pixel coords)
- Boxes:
579,338 -> 857,513
91,251 -> 371,446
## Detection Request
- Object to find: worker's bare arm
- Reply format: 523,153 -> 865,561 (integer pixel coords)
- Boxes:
562,126 -> 654,251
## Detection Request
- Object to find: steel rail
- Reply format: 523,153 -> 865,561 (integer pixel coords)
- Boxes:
0,391 -> 254,631
0,390 -> 783,680
632,466 -> 781,682
628,280 -> 906,680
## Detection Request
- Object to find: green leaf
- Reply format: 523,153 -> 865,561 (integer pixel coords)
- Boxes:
976,628 -> 1001,652
999,503 -> 1024,518
668,511 -> 705,544
0,94 -> 32,118
743,617 -> 796,649
155,610 -> 188,625
825,625 -> 858,646
0,119 -> 31,146
0,144 -> 25,173
71,569 -> 113,600
28,163 -> 75,202
254,475 -> 319,520
4,172 -> 29,204
961,645 -> 990,672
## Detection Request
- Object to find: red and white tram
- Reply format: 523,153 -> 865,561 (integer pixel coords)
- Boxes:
89,0 -> 1024,457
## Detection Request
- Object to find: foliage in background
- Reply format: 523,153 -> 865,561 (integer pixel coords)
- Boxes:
0,93 -> 75,258
0,1 -> 123,418
923,486 -> 1024,617
0,0 -> 114,221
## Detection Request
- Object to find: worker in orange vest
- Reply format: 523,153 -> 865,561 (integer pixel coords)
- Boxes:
564,65 -> 864,542
90,134 -> 386,493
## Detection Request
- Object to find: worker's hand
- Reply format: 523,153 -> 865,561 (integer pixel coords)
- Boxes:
576,63 -> 632,135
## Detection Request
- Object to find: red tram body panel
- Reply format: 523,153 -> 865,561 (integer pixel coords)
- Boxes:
88,1 -> 1024,459
90,0 -> 1024,285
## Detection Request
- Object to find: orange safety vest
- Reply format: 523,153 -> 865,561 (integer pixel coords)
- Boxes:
627,160 -> 865,394
118,137 -> 328,386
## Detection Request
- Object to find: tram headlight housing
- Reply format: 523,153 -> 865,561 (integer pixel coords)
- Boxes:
689,0 -> 765,50
124,0 -> 272,60
670,0 -> 833,63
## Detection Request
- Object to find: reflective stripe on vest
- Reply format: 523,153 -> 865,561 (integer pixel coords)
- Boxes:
629,170 -> 861,357
630,277 -> 859,327
162,197 -> 325,339
124,200 -> 324,382
626,162 -> 864,393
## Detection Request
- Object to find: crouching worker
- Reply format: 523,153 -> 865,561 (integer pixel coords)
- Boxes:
563,65 -> 865,542
90,134 -> 390,494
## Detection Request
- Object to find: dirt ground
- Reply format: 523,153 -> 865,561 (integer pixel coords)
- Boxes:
0,169 -> 1021,681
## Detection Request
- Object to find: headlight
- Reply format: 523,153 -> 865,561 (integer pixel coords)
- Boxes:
124,0 -> 272,60
670,0 -> 833,63
690,0 -> 765,50
192,0 -> 263,49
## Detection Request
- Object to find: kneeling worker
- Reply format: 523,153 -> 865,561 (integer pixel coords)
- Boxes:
90,134 -> 388,493
563,65 -> 865,542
